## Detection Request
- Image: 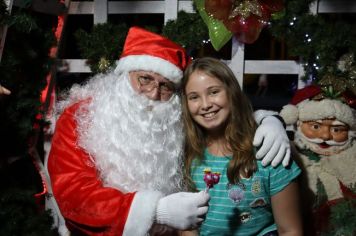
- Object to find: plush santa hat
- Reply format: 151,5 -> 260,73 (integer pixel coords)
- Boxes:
114,26 -> 190,84
280,85 -> 356,130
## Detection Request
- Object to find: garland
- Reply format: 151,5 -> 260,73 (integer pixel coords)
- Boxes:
74,23 -> 129,74
75,0 -> 356,90
269,0 -> 356,88
162,10 -> 208,54
75,11 -> 209,73
0,1 -> 58,233
0,5 -> 55,156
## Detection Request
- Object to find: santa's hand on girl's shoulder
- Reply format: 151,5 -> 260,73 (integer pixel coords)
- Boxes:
253,114 -> 291,167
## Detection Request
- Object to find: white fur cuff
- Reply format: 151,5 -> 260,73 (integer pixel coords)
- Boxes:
123,191 -> 163,236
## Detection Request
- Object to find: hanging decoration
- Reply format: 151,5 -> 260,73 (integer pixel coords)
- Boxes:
195,0 -> 284,50
193,0 -> 232,51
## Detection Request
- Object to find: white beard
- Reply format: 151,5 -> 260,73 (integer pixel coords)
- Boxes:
59,71 -> 185,194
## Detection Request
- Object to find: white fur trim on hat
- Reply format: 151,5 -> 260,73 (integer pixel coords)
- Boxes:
114,55 -> 183,84
280,99 -> 355,129
123,190 -> 163,236
279,104 -> 299,125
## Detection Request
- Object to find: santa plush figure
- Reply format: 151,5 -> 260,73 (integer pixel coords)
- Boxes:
280,85 -> 356,234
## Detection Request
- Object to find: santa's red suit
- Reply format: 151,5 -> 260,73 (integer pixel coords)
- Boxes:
48,27 -> 188,235
49,101 -> 135,235
49,70 -> 187,234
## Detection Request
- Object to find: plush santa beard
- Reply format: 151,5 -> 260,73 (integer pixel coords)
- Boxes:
60,70 -> 185,194
294,124 -> 354,156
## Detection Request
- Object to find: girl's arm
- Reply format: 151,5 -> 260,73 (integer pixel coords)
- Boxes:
271,181 -> 303,236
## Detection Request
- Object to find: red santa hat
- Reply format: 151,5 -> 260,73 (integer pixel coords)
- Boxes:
280,85 -> 356,129
114,26 -> 190,84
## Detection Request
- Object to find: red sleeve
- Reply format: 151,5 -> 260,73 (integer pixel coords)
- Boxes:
48,102 -> 135,235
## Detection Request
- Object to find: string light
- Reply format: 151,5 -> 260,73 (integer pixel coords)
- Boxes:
289,16 -> 297,26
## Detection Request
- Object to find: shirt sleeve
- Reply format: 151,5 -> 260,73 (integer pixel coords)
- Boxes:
48,102 -> 161,235
268,160 -> 301,196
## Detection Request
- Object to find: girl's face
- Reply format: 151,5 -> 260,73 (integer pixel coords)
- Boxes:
185,70 -> 230,133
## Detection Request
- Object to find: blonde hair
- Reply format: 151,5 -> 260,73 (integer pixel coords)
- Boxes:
181,57 -> 257,189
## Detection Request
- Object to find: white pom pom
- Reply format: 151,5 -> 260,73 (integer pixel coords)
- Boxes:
280,104 -> 299,125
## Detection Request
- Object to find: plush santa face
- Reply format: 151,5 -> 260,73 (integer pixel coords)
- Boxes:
280,92 -> 355,157
296,118 -> 352,156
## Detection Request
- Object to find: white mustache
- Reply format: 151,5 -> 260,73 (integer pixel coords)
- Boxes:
302,136 -> 348,146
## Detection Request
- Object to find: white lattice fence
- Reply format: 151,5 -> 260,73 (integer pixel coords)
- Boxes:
60,0 -> 356,88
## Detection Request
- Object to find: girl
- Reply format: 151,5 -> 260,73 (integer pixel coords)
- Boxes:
181,57 -> 303,236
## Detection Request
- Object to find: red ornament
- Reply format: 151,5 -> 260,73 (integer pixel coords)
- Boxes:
205,0 -> 284,44
205,0 -> 233,20
224,14 -> 264,44
342,90 -> 356,109
259,0 -> 284,12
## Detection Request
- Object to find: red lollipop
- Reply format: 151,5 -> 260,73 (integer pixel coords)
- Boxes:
203,168 -> 221,189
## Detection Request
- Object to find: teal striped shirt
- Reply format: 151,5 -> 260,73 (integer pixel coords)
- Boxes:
191,149 -> 301,236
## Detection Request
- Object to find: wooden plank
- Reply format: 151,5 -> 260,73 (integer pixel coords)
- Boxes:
108,1 -> 164,14
60,59 -> 301,77
60,59 -> 92,73
244,60 -> 300,74
229,38 -> 245,86
69,1 -> 195,15
318,0 -> 356,13
68,1 -> 93,14
165,0 -> 178,23
94,0 -> 108,23
178,0 -> 194,13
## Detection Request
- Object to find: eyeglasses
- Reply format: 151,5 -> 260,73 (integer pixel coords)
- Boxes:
137,75 -> 176,98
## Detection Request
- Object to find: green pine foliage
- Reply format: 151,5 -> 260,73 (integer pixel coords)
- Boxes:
0,7 -> 55,157
269,0 -> 356,81
0,1 -> 58,234
0,155 -> 57,235
0,189 -> 56,235
74,11 -> 208,74
74,23 -> 129,74
162,10 -> 208,52
314,178 -> 328,208
322,198 -> 356,236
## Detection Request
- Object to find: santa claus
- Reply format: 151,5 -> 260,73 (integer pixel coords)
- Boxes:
280,85 -> 356,234
48,26 -> 290,236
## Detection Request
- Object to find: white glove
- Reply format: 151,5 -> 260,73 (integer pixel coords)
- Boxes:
156,191 -> 210,230
253,115 -> 291,167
